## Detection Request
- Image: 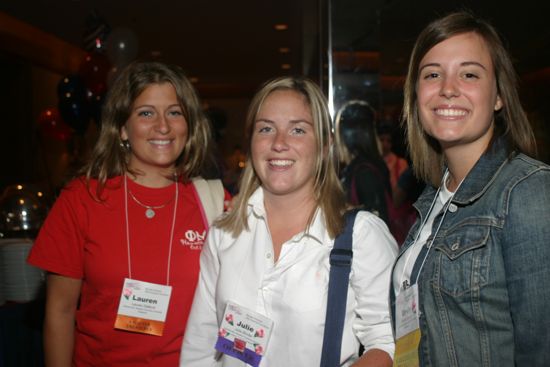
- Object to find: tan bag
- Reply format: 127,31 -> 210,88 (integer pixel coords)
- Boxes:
191,177 -> 224,227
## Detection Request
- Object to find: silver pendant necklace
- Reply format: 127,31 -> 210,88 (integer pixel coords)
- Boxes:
128,190 -> 174,219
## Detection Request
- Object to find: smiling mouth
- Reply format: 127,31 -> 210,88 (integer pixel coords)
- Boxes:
149,139 -> 172,146
269,159 -> 294,167
434,108 -> 468,117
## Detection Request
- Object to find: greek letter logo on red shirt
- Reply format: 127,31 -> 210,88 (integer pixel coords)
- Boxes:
179,230 -> 206,250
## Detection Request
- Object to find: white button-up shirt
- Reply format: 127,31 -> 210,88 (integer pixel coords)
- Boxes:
181,188 -> 397,366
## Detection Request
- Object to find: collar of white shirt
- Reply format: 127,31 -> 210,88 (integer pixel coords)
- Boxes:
247,187 -> 330,246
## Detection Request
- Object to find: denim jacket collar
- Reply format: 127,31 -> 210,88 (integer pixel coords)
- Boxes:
453,138 -> 515,205
415,138 -> 513,214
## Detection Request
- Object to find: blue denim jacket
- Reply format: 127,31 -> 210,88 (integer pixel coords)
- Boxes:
391,139 -> 550,366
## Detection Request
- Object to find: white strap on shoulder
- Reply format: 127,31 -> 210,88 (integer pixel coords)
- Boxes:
192,177 -> 224,226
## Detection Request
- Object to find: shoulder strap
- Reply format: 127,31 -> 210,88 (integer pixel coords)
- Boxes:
192,177 -> 224,226
320,209 -> 359,367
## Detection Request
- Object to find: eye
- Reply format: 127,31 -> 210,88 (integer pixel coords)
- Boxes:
463,72 -> 479,79
423,72 -> 439,80
168,109 -> 183,117
291,127 -> 307,135
257,125 -> 273,133
137,110 -> 153,117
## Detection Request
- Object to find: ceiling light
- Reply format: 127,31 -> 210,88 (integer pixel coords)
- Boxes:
281,64 -> 291,70
189,77 -> 199,83
274,24 -> 288,31
279,47 -> 290,53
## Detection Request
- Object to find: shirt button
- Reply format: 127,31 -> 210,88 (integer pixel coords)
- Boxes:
266,253 -> 272,259
448,203 -> 458,213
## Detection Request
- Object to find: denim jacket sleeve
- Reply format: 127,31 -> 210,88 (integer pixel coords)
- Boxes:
502,168 -> 550,366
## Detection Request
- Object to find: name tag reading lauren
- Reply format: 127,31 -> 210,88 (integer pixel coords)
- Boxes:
114,278 -> 172,336
215,301 -> 274,367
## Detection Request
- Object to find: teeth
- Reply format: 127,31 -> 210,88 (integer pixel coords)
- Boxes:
435,109 -> 467,117
149,140 -> 171,145
269,159 -> 294,167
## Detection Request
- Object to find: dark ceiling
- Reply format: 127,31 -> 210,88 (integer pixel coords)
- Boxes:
1,0 -> 549,95
333,0 -> 550,76
0,0 -> 305,94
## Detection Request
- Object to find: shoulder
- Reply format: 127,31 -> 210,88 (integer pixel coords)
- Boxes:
210,203 -> 261,244
483,155 -> 550,231
496,153 -> 550,192
55,177 -> 90,205
348,211 -> 398,275
353,210 -> 391,235
505,155 -> 550,201
351,211 -> 398,253
62,177 -> 87,192
51,177 -> 125,219
504,153 -> 548,175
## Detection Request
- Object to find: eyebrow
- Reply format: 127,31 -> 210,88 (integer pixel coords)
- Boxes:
419,61 -> 488,72
133,103 -> 181,110
255,118 -> 312,125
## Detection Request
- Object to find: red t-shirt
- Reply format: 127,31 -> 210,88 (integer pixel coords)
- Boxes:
28,176 -> 209,366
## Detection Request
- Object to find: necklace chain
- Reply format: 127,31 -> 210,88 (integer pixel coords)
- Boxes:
128,190 -> 174,219
123,174 -> 179,284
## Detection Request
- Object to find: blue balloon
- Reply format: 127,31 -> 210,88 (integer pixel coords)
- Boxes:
58,100 -> 90,135
57,75 -> 90,134
57,75 -> 87,102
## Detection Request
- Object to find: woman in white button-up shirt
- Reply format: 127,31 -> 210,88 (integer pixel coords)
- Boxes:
181,76 -> 397,367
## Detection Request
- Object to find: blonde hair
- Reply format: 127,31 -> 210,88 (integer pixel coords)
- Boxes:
80,61 -> 215,198
217,76 -> 347,238
403,11 -> 537,186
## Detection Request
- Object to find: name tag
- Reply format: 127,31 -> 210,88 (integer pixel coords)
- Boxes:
114,278 -> 172,336
394,284 -> 421,367
214,301 -> 273,367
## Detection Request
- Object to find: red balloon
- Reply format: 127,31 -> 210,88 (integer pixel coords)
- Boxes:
78,53 -> 110,95
38,108 -> 73,141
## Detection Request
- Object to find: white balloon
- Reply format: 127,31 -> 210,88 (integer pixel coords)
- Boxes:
106,27 -> 139,68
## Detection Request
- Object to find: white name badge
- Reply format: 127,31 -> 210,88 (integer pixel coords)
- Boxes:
114,278 -> 172,336
214,301 -> 274,367
393,284 -> 421,367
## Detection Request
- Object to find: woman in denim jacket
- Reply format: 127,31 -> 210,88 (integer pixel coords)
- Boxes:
390,11 -> 550,366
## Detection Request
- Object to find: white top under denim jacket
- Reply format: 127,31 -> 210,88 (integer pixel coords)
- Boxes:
181,187 -> 398,367
390,138 -> 550,367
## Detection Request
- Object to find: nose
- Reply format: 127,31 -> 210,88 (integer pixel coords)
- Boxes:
439,76 -> 460,99
155,114 -> 170,134
272,130 -> 289,152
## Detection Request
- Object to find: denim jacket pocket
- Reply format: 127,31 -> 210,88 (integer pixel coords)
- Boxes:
433,223 -> 491,298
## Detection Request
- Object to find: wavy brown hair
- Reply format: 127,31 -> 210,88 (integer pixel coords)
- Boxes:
217,76 -> 347,238
80,61 -> 215,198
403,11 -> 537,186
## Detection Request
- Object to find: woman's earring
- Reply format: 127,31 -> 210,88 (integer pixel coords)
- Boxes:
120,140 -> 130,150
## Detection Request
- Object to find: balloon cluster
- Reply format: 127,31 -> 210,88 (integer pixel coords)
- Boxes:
38,12 -> 139,141
37,108 -> 72,141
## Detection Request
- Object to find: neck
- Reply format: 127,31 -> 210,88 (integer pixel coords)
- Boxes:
263,189 -> 317,262
443,145 -> 485,192
441,124 -> 495,191
126,170 -> 177,188
263,190 -> 317,228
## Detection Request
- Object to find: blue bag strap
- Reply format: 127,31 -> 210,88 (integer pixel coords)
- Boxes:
320,209 -> 359,367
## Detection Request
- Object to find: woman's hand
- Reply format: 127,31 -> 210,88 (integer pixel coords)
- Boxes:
351,348 -> 393,367
43,273 -> 82,367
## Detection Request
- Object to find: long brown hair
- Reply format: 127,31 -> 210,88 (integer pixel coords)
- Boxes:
216,76 -> 347,238
80,61 -> 215,198
403,11 -> 537,186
